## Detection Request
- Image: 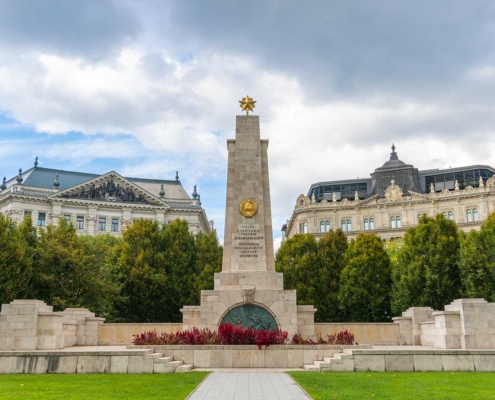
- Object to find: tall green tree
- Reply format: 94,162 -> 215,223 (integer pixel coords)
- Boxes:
194,231 -> 223,296
32,219 -> 120,315
392,214 -> 461,314
315,229 -> 348,322
115,219 -> 203,323
459,212 -> 495,302
0,214 -> 34,303
339,233 -> 392,322
275,233 -> 319,306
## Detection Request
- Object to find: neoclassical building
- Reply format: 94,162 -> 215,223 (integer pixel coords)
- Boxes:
283,145 -> 495,241
0,158 -> 212,236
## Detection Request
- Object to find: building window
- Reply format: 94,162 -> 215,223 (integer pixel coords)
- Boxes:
390,216 -> 396,229
111,218 -> 119,232
99,217 -> 106,231
326,221 -> 330,232
37,212 -> 46,226
370,218 -> 375,230
24,211 -> 32,220
364,218 -> 369,231
76,216 -> 84,230
396,216 -> 402,228
443,212 -> 447,218
303,222 -> 307,234
473,208 -> 479,221
320,221 -> 325,232
466,209 -> 473,222
341,220 -> 347,232
448,211 -> 454,220
65,215 -> 71,223
347,220 -> 352,231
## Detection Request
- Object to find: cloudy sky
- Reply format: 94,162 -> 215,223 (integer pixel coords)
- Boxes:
1,0 -> 495,249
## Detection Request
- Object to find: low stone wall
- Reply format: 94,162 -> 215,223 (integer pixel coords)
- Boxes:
98,323 -> 183,345
315,323 -> 399,345
130,344 -> 370,368
0,349 -> 159,374
349,349 -> 495,372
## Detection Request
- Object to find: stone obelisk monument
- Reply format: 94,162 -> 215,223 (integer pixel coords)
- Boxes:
181,97 -> 315,337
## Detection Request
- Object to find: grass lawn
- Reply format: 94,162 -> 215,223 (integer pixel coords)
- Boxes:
289,371 -> 495,400
0,372 -> 209,399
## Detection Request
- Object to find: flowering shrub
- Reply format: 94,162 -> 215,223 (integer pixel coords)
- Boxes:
132,327 -> 220,346
132,325 -> 355,347
316,330 -> 355,345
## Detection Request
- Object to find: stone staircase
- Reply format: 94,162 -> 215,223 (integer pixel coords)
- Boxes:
304,349 -> 355,372
144,351 -> 194,373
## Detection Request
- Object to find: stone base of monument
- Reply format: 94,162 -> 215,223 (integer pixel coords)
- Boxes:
181,273 -> 317,338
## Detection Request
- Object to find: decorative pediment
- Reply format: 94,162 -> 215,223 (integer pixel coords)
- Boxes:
487,176 -> 495,189
384,180 -> 403,202
340,198 -> 350,205
439,188 -> 451,197
49,171 -> 166,206
464,185 -> 474,193
296,194 -> 310,208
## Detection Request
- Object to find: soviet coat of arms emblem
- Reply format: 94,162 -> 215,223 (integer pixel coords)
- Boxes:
239,199 -> 258,218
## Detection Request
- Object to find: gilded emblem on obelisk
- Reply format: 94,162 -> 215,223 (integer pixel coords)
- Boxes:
240,199 -> 258,218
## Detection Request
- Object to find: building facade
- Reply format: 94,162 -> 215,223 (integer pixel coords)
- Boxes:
283,145 -> 495,241
0,159 -> 212,236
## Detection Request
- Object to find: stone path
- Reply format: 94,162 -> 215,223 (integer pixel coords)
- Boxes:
187,372 -> 311,400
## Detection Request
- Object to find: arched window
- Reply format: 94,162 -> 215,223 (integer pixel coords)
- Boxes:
443,212 -> 447,218
364,218 -> 369,231
320,221 -> 325,232
418,214 -> 422,222
448,211 -> 454,220
341,220 -> 347,232
473,208 -> 479,221
390,216 -> 396,229
466,209 -> 473,222
396,216 -> 402,228
347,220 -> 352,231
325,221 -> 330,232
370,218 -> 375,230
303,222 -> 308,234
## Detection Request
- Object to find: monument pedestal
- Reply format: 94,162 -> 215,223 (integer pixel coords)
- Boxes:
182,113 -> 316,338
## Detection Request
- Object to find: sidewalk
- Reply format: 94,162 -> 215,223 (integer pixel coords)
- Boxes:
187,371 -> 311,400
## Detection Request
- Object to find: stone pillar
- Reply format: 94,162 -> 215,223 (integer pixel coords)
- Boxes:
297,305 -> 317,340
37,312 -> 64,350
392,316 -> 413,345
445,298 -> 495,349
431,311 -> 461,349
63,308 -> 105,346
398,306 -> 434,345
0,300 -> 52,350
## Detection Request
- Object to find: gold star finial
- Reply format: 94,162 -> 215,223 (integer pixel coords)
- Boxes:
239,95 -> 256,115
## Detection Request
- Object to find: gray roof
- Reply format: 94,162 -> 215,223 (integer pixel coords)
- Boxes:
23,168 -> 99,190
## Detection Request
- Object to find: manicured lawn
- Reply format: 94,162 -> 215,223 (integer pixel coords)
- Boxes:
289,371 -> 495,400
0,373 -> 209,399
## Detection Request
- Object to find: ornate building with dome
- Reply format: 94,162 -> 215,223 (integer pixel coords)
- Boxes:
282,145 -> 495,241
0,158 -> 212,236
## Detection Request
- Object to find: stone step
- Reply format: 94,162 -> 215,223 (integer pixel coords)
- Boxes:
144,352 -> 164,359
332,352 -> 354,359
167,360 -> 184,368
323,357 -> 343,364
343,349 -> 354,355
176,364 -> 193,372
154,357 -> 174,363
303,364 -> 321,372
314,360 -> 332,368
320,357 -> 355,372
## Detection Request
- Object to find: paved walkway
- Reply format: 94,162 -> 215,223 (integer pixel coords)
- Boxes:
187,372 -> 311,400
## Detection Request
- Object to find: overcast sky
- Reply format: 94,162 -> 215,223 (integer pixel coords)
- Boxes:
1,0 -> 495,249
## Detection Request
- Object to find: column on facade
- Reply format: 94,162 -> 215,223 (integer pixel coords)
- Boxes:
51,202 -> 62,226
87,207 -> 97,235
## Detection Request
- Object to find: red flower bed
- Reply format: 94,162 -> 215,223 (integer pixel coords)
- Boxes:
132,325 -> 354,348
